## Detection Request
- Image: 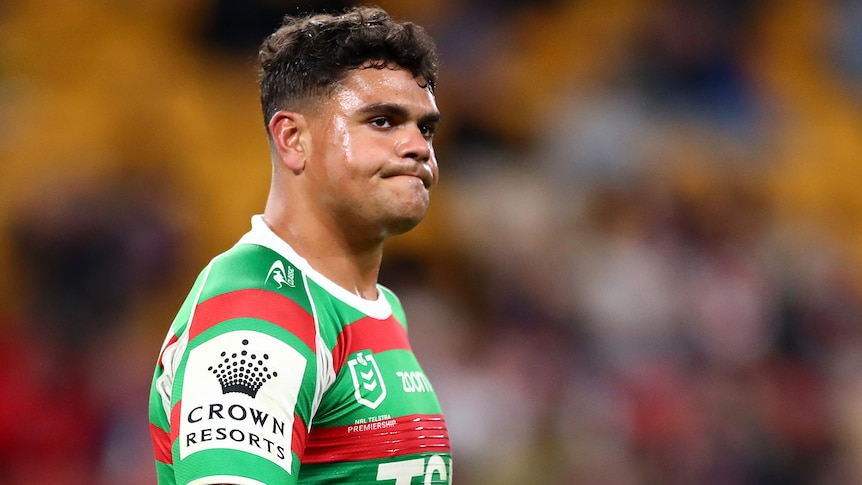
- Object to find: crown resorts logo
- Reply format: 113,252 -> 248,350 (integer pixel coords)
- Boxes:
180,331 -> 306,474
208,338 -> 278,398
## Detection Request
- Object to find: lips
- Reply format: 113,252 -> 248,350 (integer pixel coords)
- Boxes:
381,165 -> 434,188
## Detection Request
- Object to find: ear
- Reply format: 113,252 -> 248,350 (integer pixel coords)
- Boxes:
268,110 -> 308,172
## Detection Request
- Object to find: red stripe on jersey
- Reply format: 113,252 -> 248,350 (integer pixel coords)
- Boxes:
190,289 -> 316,352
302,414 -> 449,463
150,422 -> 172,464
292,413 -> 308,461
331,316 -> 411,372
165,400 -> 184,464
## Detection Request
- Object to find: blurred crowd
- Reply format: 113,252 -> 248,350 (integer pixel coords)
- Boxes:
1,0 -> 862,484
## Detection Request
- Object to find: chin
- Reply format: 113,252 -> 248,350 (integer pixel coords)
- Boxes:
384,218 -> 423,237
382,209 -> 428,237
375,193 -> 430,237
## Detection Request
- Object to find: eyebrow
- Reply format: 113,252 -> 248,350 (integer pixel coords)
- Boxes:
357,102 -> 441,125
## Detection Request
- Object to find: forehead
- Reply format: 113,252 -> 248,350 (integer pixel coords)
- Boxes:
329,67 -> 438,114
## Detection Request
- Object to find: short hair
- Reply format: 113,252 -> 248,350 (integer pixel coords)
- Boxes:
258,6 -> 440,127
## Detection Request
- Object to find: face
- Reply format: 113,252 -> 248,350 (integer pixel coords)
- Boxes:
303,66 -> 441,241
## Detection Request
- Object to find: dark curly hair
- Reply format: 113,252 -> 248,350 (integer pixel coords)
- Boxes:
258,6 -> 439,127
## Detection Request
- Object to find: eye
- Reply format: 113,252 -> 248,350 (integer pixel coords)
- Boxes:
370,117 -> 392,129
419,123 -> 437,139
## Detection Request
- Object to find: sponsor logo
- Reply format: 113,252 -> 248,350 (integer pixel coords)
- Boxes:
265,260 -> 295,288
395,371 -> 434,393
349,414 -> 395,433
180,330 -> 307,474
376,455 -> 452,484
184,403 -> 289,460
347,351 -> 387,409
208,338 -> 276,398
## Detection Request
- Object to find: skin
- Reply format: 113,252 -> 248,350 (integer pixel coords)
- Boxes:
263,66 -> 441,300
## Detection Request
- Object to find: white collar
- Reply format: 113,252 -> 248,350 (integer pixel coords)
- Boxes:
235,215 -> 393,320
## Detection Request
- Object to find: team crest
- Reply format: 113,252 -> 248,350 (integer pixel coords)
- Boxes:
348,351 -> 387,409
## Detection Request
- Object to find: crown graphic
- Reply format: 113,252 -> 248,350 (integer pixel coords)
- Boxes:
208,338 -> 277,398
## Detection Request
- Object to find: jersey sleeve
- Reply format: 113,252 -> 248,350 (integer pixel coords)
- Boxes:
165,249 -> 321,485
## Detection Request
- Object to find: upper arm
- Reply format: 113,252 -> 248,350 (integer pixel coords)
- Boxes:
163,249 -> 324,484
165,286 -> 318,485
169,312 -> 319,484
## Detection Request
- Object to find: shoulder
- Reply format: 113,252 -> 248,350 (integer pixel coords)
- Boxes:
378,284 -> 408,330
198,243 -> 307,301
181,244 -> 317,347
207,243 -> 283,288
377,284 -> 401,306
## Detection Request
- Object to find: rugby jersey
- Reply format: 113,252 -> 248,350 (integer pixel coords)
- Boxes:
149,215 -> 451,484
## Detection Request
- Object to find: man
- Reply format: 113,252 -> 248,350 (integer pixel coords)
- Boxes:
149,6 -> 451,484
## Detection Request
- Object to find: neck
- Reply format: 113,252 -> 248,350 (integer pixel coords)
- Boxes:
263,198 -> 385,300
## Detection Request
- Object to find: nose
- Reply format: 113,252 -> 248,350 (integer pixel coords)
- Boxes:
396,125 -> 432,163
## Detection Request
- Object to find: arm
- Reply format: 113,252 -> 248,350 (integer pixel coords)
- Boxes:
152,247 -> 323,485
170,323 -> 316,484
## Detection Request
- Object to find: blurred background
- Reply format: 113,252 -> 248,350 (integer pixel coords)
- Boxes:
1,0 -> 862,483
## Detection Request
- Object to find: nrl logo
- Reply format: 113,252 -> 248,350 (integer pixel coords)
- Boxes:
347,351 -> 387,409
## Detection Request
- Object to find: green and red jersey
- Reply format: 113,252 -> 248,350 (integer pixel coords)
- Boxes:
149,215 -> 451,484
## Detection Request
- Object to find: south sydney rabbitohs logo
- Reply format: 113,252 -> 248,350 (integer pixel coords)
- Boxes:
208,338 -> 278,398
348,351 -> 387,409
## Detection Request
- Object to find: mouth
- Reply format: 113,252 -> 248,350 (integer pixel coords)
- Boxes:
382,166 -> 433,189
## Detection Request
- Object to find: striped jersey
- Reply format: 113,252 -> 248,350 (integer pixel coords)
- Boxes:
149,215 -> 451,484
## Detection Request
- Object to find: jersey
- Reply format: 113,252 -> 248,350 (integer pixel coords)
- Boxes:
149,215 -> 451,484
